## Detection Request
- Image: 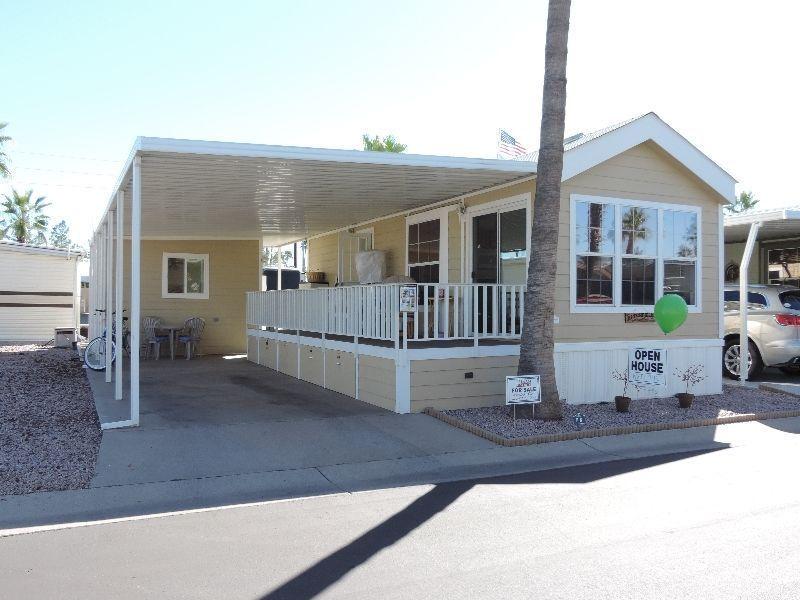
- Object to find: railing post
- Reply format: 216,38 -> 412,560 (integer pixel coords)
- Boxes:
473,285 -> 479,347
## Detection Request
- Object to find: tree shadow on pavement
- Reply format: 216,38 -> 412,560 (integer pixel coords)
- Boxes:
260,447 -> 726,600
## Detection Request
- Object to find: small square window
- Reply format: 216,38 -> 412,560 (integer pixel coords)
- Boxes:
162,253 -> 209,299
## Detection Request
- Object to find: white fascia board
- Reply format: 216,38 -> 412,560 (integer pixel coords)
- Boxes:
137,136 -> 538,174
562,112 -> 737,203
724,208 -> 800,227
0,242 -> 83,259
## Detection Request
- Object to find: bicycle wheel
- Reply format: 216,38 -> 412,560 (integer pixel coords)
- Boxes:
84,337 -> 115,371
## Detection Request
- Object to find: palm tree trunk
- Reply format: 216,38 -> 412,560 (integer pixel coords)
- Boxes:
518,0 -> 571,420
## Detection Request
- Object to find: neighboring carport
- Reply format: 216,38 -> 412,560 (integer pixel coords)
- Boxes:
725,209 -> 800,381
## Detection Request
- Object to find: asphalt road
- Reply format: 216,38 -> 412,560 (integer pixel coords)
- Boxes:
2,422 -> 799,600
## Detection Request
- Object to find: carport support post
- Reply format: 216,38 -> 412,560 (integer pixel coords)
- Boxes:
739,221 -> 761,382
105,212 -> 114,382
115,191 -> 124,400
130,156 -> 142,426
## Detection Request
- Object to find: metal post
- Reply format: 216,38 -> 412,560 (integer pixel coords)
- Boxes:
105,212 -> 114,382
739,222 -> 761,382
115,190 -> 124,400
131,156 -> 142,425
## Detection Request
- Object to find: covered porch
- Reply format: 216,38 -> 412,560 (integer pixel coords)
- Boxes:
88,137 -> 535,427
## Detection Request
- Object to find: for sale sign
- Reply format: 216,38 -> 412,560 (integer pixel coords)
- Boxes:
505,375 -> 541,405
629,347 -> 666,386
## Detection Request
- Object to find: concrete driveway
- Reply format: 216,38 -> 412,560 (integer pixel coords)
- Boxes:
87,355 -> 492,487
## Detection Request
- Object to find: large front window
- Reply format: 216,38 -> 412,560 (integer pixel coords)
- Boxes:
572,196 -> 700,311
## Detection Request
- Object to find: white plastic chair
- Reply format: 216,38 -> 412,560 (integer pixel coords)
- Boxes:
177,317 -> 205,360
142,316 -> 169,360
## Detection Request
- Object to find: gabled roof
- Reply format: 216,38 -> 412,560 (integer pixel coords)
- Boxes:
516,112 -> 736,202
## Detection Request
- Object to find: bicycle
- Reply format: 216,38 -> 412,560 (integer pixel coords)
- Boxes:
84,309 -> 130,371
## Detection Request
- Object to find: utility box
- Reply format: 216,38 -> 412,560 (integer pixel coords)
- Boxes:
54,327 -> 77,348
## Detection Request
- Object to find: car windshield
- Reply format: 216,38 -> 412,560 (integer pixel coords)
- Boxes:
779,290 -> 800,310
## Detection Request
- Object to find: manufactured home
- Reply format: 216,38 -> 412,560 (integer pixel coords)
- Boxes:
89,113 -> 735,426
0,240 -> 82,342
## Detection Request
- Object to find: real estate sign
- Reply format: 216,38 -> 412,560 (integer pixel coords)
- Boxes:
505,375 -> 541,405
399,285 -> 417,312
629,347 -> 667,386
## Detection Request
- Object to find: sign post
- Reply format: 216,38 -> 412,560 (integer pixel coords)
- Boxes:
505,375 -> 541,422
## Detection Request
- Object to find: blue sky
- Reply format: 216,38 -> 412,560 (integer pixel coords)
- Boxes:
3,1 -> 799,245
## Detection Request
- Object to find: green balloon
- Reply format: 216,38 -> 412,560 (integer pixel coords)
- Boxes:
654,294 -> 688,334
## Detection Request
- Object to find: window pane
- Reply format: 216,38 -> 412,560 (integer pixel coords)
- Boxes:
621,258 -> 655,305
663,261 -> 696,305
779,290 -> 800,310
499,209 -> 527,284
767,247 -> 800,285
621,206 -> 657,256
409,224 -> 419,245
418,219 -> 439,243
186,259 -> 204,294
408,243 -> 419,264
167,258 -> 184,293
427,240 -> 440,262
663,211 -> 697,258
575,255 -> 613,304
575,201 -> 614,254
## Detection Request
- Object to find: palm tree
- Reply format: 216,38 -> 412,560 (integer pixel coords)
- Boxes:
622,207 -> 651,254
0,122 -> 11,178
1,189 -> 51,244
518,0 -> 572,421
362,134 -> 407,153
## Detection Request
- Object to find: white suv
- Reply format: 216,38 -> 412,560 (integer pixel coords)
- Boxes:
723,284 -> 800,379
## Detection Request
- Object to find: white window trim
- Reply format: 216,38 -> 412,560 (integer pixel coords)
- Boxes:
464,193 -> 531,284
569,194 -> 702,314
162,252 -> 210,299
405,206 -> 450,284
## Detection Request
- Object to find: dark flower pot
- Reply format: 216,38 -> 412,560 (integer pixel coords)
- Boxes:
676,393 -> 694,409
614,395 -> 631,413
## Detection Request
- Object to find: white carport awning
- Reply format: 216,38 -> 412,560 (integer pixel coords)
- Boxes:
102,138 -> 536,245
724,208 -> 800,243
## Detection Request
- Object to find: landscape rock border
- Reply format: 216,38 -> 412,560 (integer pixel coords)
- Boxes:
423,406 -> 800,447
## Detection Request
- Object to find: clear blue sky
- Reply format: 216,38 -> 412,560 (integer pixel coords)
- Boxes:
3,1 -> 798,246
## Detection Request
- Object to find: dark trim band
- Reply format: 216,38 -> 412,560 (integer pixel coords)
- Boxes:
0,303 -> 74,308
0,291 -> 73,297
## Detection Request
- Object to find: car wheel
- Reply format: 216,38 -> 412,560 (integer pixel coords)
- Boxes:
722,338 -> 763,380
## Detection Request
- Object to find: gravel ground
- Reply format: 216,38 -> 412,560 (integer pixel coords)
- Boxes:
444,384 -> 800,440
0,345 -> 101,495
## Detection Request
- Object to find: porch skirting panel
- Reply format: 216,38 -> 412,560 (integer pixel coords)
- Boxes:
246,330 -> 723,412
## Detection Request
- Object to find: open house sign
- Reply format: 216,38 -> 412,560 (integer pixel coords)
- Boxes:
628,347 -> 667,386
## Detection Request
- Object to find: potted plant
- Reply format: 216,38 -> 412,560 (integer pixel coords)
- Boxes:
674,364 -> 706,409
611,368 -> 633,413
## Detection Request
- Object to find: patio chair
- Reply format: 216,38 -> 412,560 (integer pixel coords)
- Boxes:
176,317 -> 206,360
142,316 -> 170,360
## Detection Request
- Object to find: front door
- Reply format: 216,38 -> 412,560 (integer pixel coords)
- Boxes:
470,205 -> 528,332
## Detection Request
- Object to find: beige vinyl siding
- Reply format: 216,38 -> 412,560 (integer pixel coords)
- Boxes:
448,210 -> 462,283
358,355 -> 396,410
555,141 -> 722,342
371,215 -> 406,278
123,239 -> 259,354
307,233 -> 338,285
0,250 -> 78,342
409,355 -> 518,412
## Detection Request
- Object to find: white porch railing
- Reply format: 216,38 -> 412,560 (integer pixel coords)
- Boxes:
246,284 -> 525,344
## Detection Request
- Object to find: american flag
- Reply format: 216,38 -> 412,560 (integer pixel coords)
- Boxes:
496,129 -> 528,159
